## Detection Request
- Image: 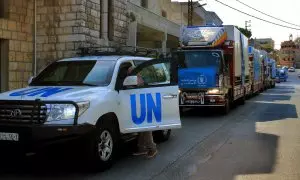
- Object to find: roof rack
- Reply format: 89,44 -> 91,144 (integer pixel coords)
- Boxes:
77,45 -> 162,58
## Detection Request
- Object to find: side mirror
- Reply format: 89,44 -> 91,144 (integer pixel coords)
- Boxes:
28,76 -> 34,84
123,76 -> 138,87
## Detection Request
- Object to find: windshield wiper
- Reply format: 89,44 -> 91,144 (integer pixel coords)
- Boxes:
80,83 -> 98,87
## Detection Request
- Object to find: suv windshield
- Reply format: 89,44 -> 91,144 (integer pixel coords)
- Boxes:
30,60 -> 115,86
176,50 -> 222,71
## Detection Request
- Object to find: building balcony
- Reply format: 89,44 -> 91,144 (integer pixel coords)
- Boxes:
127,2 -> 180,37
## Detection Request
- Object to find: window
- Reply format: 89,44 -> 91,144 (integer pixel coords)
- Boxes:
108,0 -> 114,41
138,63 -> 170,85
141,0 -> 148,8
30,60 -> 116,86
100,0 -> 103,38
0,0 -> 8,18
176,50 -> 223,73
129,61 -> 171,87
162,10 -> 167,18
0,39 -> 8,92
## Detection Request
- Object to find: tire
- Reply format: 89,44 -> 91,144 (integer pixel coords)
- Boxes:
239,95 -> 246,105
221,97 -> 230,115
86,117 -> 120,171
153,129 -> 171,143
179,107 -> 184,116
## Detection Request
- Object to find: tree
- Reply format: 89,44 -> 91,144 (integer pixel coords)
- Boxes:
294,37 -> 300,45
235,26 -> 252,38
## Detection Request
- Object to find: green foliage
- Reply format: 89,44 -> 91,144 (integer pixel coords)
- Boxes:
235,26 -> 252,38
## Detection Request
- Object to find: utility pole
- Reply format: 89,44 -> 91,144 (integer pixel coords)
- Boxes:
188,0 -> 193,26
188,0 -> 207,26
245,20 -> 251,30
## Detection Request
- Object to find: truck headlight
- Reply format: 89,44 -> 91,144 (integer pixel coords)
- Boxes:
207,89 -> 222,94
46,101 -> 90,122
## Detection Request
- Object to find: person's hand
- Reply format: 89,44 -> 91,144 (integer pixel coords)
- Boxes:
137,74 -> 145,86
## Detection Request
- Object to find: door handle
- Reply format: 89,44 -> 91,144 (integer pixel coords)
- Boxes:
163,94 -> 177,99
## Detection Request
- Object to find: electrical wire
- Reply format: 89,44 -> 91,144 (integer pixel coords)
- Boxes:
236,0 -> 300,28
215,0 -> 300,31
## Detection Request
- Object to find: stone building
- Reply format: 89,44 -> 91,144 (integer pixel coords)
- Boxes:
0,0 -> 34,92
279,40 -> 297,67
249,38 -> 275,52
293,37 -> 300,68
127,0 -> 223,54
0,0 -> 129,92
0,0 -> 222,92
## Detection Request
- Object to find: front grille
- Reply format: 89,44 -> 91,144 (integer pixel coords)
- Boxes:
0,101 -> 47,124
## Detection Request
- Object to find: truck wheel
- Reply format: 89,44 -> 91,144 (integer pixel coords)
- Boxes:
87,118 -> 120,171
240,95 -> 246,105
153,129 -> 171,143
221,98 -> 230,115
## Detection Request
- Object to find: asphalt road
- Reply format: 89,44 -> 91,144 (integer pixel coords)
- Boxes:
1,71 -> 300,180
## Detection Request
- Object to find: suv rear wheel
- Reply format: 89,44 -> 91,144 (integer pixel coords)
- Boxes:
153,129 -> 171,143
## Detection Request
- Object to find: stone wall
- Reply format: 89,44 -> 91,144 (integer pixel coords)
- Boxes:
36,0 -> 129,72
0,0 -> 34,90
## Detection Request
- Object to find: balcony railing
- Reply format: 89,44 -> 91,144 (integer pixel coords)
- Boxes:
127,2 -> 180,37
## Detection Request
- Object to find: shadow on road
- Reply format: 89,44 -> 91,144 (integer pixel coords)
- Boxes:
160,89 -> 298,180
257,94 -> 292,101
0,140 -> 137,179
0,85 -> 298,180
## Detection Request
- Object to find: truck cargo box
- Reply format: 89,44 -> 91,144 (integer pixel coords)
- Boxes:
224,26 -> 249,78
180,25 -> 249,78
253,49 -> 262,82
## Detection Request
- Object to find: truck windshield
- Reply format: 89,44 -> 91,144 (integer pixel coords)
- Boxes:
177,50 -> 222,70
30,60 -> 115,86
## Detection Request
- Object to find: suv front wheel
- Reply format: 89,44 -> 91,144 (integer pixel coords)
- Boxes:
87,118 -> 120,171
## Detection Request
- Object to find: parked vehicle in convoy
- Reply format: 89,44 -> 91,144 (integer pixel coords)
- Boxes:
267,59 -> 276,88
277,68 -> 288,82
0,46 -> 181,170
248,46 -> 264,94
175,25 -> 249,114
288,67 -> 295,72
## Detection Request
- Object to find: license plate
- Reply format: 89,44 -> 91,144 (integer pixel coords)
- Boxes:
181,92 -> 205,105
0,132 -> 19,141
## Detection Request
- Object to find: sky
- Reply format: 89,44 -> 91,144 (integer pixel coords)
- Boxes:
172,0 -> 300,50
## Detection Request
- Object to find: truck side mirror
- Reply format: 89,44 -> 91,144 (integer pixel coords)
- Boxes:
123,76 -> 138,87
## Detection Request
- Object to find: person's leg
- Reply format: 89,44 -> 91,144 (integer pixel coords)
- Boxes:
143,131 -> 157,158
133,132 -> 148,156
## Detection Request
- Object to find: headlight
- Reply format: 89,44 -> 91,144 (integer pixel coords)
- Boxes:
207,89 -> 222,94
46,101 -> 90,122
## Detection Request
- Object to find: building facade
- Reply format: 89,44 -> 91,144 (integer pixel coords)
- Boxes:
279,40 -> 297,67
293,37 -> 300,68
249,38 -> 275,52
0,0 -> 222,92
0,0 -> 34,92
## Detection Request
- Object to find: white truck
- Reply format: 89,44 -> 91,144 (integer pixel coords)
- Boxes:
0,47 -> 181,170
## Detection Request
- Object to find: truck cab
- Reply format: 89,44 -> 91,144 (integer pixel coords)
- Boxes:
175,25 -> 249,114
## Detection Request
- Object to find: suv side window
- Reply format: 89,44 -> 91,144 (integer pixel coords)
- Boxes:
136,63 -> 170,86
115,62 -> 133,90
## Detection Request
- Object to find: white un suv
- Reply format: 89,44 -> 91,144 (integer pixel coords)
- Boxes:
0,47 -> 181,170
